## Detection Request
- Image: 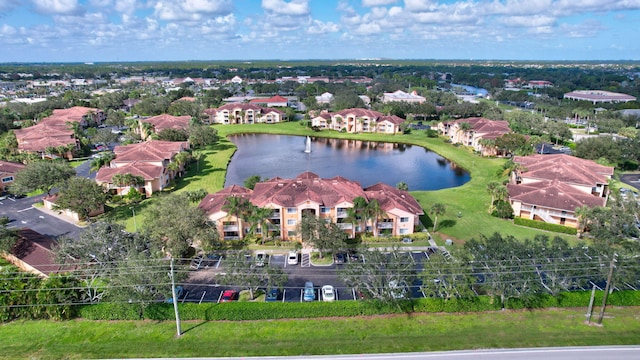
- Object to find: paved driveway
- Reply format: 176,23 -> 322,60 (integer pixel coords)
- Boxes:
0,194 -> 83,240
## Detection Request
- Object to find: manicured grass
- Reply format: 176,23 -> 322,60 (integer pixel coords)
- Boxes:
1,307 -> 638,358
108,122 -> 575,242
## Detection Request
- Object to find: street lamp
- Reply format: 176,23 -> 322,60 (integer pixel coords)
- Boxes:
130,206 -> 137,232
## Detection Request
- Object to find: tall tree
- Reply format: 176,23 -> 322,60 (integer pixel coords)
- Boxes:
222,196 -> 253,240
298,213 -> 348,259
53,177 -> 109,220
10,161 -> 76,196
430,203 -> 446,232
218,252 -> 288,299
143,193 -> 221,257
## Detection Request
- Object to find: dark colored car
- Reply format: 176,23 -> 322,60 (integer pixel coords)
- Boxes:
220,289 -> 237,302
265,288 -> 280,302
334,252 -> 346,264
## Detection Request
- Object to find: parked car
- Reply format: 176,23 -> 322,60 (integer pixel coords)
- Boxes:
255,251 -> 267,267
165,286 -> 184,303
334,252 -> 346,264
265,288 -> 280,302
220,289 -> 237,302
321,285 -> 335,302
303,281 -> 315,301
287,251 -> 299,265
347,250 -> 360,262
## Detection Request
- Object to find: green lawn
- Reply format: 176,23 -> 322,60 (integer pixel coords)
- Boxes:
1,307 -> 638,358
107,122 -> 575,241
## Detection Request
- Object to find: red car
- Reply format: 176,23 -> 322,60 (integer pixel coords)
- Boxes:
220,290 -> 237,302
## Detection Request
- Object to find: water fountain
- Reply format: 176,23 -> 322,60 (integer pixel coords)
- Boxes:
304,136 -> 311,153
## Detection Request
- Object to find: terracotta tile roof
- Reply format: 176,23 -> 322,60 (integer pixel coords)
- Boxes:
198,185 -> 253,215
95,161 -> 163,182
0,160 -> 26,174
249,95 -> 289,104
379,115 -> 405,125
8,229 -> 76,277
14,122 -> 76,152
198,172 -> 423,218
251,171 -> 367,208
334,108 -> 384,119
112,140 -> 189,163
41,106 -> 101,126
141,114 -> 191,133
513,154 -> 613,186
364,183 -> 424,215
508,180 -> 606,212
216,103 -> 264,112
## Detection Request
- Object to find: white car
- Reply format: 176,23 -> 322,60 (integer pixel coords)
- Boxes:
321,285 -> 335,302
287,251 -> 299,265
255,251 -> 267,267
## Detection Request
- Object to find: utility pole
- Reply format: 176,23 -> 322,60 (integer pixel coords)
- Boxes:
596,253 -> 618,325
585,284 -> 597,324
170,258 -> 182,337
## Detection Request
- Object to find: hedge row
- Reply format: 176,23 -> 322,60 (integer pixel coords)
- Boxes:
77,290 -> 640,321
513,217 -> 578,235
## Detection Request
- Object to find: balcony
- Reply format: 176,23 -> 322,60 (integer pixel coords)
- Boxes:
336,211 -> 348,218
223,225 -> 239,231
337,223 -> 353,230
377,222 -> 393,229
269,212 -> 281,219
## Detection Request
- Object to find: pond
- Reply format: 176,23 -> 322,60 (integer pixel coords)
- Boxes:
224,134 -> 470,191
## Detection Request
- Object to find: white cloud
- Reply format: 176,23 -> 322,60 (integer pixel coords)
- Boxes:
500,15 -> 555,27
306,19 -> 339,34
114,0 -> 139,14
153,0 -> 233,21
262,0 -> 310,16
0,0 -> 20,12
31,0 -> 81,15
403,0 -> 438,12
0,24 -> 16,36
362,0 -> 398,6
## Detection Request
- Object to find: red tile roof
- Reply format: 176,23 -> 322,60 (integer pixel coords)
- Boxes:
141,114 -> 191,133
334,108 -> 384,119
199,172 -> 423,217
508,180 -> 606,211
112,140 -> 189,163
0,160 -> 26,175
249,95 -> 289,104
8,229 -> 76,277
95,161 -> 163,183
364,183 -> 424,215
14,123 -> 76,152
41,106 -> 101,126
513,154 -> 613,187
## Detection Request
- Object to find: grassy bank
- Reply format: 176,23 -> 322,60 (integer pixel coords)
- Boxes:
1,307 -> 638,358
202,122 -> 573,243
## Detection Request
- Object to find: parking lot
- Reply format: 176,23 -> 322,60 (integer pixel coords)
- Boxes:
179,249 -> 436,304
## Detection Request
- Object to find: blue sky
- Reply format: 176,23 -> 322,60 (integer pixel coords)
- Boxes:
0,0 -> 638,62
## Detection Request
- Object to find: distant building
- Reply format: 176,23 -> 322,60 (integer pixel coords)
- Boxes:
204,103 -> 286,124
381,90 -> 426,103
249,95 -> 290,107
564,90 -> 636,104
138,114 -> 191,138
315,92 -> 334,105
311,108 -> 405,134
437,117 -> 511,156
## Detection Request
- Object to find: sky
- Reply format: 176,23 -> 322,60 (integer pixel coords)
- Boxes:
0,0 -> 639,63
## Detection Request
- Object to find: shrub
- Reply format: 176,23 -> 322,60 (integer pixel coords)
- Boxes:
513,217 -> 578,235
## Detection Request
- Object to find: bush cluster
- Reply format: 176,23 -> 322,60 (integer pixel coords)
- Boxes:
74,290 -> 640,321
514,217 -> 578,235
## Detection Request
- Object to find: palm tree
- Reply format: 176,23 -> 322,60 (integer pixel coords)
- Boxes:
486,181 -> 500,213
366,199 -> 386,238
346,196 -> 368,237
396,181 -> 409,191
191,150 -> 204,172
430,203 -> 446,233
222,196 -> 251,240
249,206 -> 274,244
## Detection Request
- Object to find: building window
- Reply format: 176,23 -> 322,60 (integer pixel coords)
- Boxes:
287,219 -> 296,226
1,176 -> 13,183
400,217 -> 409,223
287,207 -> 297,214
287,230 -> 297,237
320,207 -> 330,213
399,228 -> 409,235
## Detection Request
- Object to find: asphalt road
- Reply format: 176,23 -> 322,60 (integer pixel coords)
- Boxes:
0,193 -> 84,240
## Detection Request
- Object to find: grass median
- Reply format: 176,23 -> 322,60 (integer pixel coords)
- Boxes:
1,307 -> 638,358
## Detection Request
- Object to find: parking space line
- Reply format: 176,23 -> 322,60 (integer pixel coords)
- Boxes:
17,207 -> 34,212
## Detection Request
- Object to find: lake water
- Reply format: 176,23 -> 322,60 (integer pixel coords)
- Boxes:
224,134 -> 470,191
